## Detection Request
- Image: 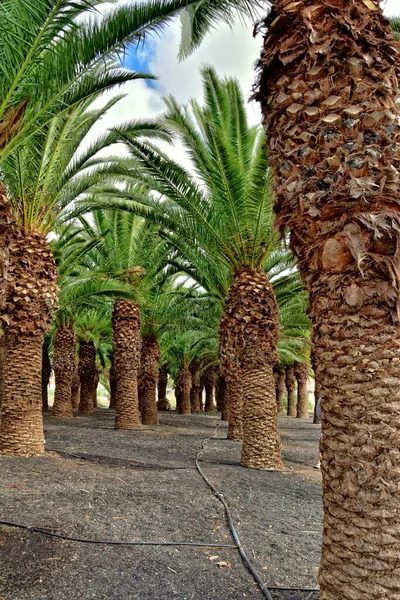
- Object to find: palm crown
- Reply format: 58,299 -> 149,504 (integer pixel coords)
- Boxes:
84,66 -> 276,280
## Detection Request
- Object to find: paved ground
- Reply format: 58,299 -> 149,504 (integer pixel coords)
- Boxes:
0,411 -> 322,600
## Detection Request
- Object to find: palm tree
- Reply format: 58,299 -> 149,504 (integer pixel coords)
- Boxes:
254,4 -> 400,597
81,67 -> 287,469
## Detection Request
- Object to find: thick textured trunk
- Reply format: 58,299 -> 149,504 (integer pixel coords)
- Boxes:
175,382 -> 182,413
189,362 -> 201,414
71,365 -> 80,411
78,341 -> 96,415
311,349 -> 321,424
285,365 -> 296,417
220,302 -> 243,437
313,379 -> 322,424
157,366 -> 168,410
225,370 -> 243,439
220,268 -> 282,468
92,369 -> 99,408
0,333 -> 44,456
0,226 -> 57,457
215,375 -> 228,419
258,2 -> 400,596
112,299 -> 141,429
177,368 -> 191,415
140,337 -> 159,426
109,363 -> 117,409
200,386 -> 205,411
274,368 -> 285,414
202,366 -> 215,412
52,326 -> 75,418
295,362 -> 309,419
41,341 -> 51,412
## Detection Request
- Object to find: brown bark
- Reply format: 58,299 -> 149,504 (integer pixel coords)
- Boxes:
157,366 -> 168,410
275,368 -> 285,415
257,2 -> 400,596
285,365 -> 296,417
109,362 -> 117,409
140,337 -> 160,425
311,349 -> 321,424
0,226 -> 57,457
41,341 -> 51,412
189,362 -> 201,414
202,366 -> 215,412
0,333 -> 45,456
177,368 -> 191,415
215,375 -> 228,420
220,268 -> 282,469
225,369 -> 243,439
92,368 -> 99,408
112,299 -> 141,429
78,341 -> 96,415
71,365 -> 80,411
174,382 -> 182,413
220,298 -> 243,437
295,361 -> 310,419
52,326 -> 75,418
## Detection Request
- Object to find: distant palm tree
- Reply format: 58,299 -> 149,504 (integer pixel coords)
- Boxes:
77,210 -> 173,429
50,222 -> 134,419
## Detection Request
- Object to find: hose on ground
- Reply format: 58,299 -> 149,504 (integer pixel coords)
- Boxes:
195,426 -> 320,599
0,519 -> 238,549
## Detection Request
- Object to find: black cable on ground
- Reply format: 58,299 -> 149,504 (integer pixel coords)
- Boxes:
0,519 -> 238,549
46,448 -> 192,471
195,426 -> 320,599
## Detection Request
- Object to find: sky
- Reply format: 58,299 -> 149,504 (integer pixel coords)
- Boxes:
87,0 -> 400,156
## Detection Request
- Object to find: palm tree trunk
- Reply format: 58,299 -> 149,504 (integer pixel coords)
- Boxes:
257,1 -> 400,595
274,368 -> 285,414
225,368 -> 243,440
311,349 -> 321,424
295,362 -> 309,419
140,337 -> 160,425
0,226 -> 57,456
221,268 -> 282,470
216,375 -> 228,420
92,369 -> 99,408
220,309 -> 243,437
41,341 -> 51,412
109,362 -> 117,409
175,381 -> 182,413
189,362 -> 201,414
0,333 -> 45,456
78,341 -> 96,415
202,366 -> 215,412
112,299 -> 141,429
52,326 -> 75,418
199,385 -> 204,412
285,365 -> 296,417
177,368 -> 191,415
157,366 -> 168,410
71,364 -> 80,411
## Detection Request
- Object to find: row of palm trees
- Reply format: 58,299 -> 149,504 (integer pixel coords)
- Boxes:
0,2 -> 399,598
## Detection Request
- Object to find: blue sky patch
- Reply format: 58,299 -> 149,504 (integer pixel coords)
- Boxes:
122,39 -> 158,90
